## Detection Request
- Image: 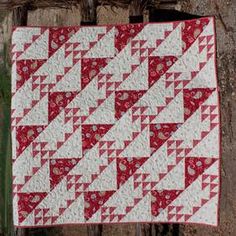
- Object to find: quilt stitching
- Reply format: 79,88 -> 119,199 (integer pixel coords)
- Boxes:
11,17 -> 220,227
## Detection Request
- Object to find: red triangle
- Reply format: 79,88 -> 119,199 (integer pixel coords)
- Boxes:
131,48 -> 139,55
43,216 -> 50,224
176,206 -> 183,213
193,206 -> 200,214
199,36 -> 206,43
116,157 -> 148,188
183,88 -> 215,121
16,59 -> 46,90
134,181 -> 141,189
17,192 -> 47,223
159,173 -> 166,180
16,125 -> 46,156
84,190 -> 115,220
35,217 -> 42,225
185,157 -> 217,187
184,214 -> 192,221
82,124 -> 113,154
49,158 -> 81,189
115,90 -> 146,119
156,39 -> 163,46
109,207 -> 116,214
199,62 -> 206,70
126,206 -> 133,213
207,35 -> 213,43
48,91 -> 77,122
81,58 -> 110,89
176,214 -> 183,221
201,198 -> 208,205
182,18 -> 210,52
202,182 -> 209,189
164,31 -> 172,38
199,45 -> 206,53
48,27 -> 78,57
148,56 -> 177,87
150,123 -> 181,154
101,214 -> 109,222
210,192 -> 217,198
210,175 -> 218,181
207,44 -> 213,51
168,214 -> 175,221
115,23 -> 144,53
151,190 -> 182,217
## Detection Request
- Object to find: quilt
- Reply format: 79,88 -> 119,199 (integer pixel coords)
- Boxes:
11,16 -> 220,227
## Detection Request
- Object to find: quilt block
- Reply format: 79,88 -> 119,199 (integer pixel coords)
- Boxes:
11,16 -> 220,227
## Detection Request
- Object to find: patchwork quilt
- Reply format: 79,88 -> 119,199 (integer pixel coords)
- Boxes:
11,16 -> 220,227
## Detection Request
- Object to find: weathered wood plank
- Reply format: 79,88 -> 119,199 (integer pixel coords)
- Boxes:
28,7 -> 81,26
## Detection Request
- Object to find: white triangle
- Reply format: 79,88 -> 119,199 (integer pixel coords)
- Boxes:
87,209 -> 101,223
201,18 -> 214,36
56,195 -> 85,224
170,174 -> 210,211
101,44 -> 133,76
13,144 -> 41,183
12,27 -> 42,55
171,109 -> 205,147
120,126 -> 150,157
37,179 -> 75,215
200,90 -> 218,107
187,195 -> 218,226
138,143 -> 176,181
36,111 -> 73,150
204,161 -> 219,176
122,193 -> 151,222
84,93 -> 116,124
67,79 -> 99,115
70,146 -> 107,178
118,60 -> 149,90
19,94 -> 48,126
21,161 -> 50,192
155,159 -> 185,190
186,57 -> 216,89
12,78 -> 35,117
105,177 -> 136,212
84,28 -> 115,58
13,195 -> 19,225
188,126 -> 219,158
19,211 -> 34,226
52,60 -> 81,92
88,160 -> 117,191
168,39 -> 202,73
102,110 -> 139,150
52,126 -> 82,159
151,24 -> 182,57
18,30 -> 49,60
152,92 -> 184,123
34,45 -> 68,83
136,75 -> 171,107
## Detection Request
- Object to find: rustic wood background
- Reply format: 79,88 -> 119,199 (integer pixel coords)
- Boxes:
0,0 -> 236,235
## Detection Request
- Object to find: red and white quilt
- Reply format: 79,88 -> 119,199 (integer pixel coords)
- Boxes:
11,17 -> 220,227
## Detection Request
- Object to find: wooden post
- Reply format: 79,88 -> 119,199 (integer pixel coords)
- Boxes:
80,0 -> 97,25
12,5 -> 28,26
87,224 -> 103,236
12,5 -> 28,236
129,0 -> 148,22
